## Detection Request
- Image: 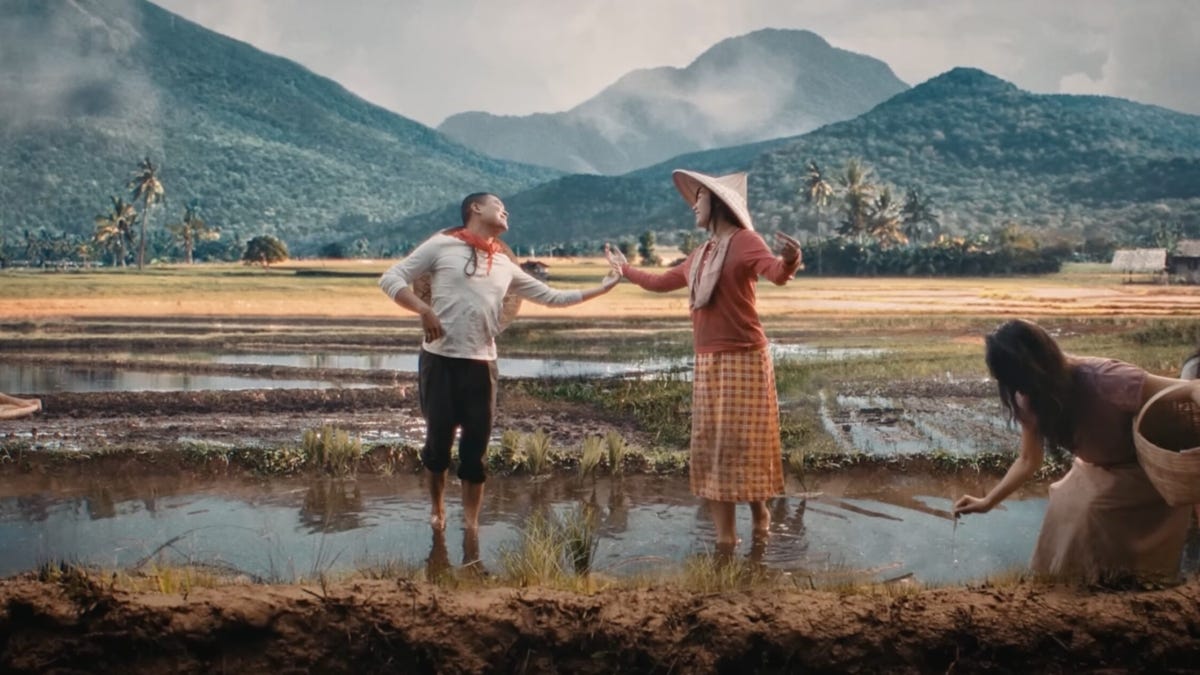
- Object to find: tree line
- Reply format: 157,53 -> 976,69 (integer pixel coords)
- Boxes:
1,157 -> 290,269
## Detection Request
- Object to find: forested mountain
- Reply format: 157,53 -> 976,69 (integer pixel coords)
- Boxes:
438,29 -> 907,175
0,0 -> 558,253
389,68 -> 1200,252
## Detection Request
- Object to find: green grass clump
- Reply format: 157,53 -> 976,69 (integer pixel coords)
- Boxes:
579,435 -> 605,480
605,431 -> 628,476
524,429 -> 552,476
302,424 -> 362,475
500,505 -> 599,589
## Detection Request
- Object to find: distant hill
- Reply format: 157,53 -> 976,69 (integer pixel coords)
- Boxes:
0,0 -> 558,253
390,68 -> 1200,251
437,29 -> 908,175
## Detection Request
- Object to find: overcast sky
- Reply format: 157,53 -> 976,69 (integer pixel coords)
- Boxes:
152,0 -> 1200,127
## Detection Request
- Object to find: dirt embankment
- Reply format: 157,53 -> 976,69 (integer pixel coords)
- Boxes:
2,574 -> 1199,674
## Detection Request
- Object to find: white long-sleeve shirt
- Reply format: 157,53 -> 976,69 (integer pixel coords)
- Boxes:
379,233 -> 584,361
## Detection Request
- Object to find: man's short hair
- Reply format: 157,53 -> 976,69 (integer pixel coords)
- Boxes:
461,192 -> 497,225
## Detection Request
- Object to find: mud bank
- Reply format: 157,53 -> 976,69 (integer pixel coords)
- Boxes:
2,574 -> 1199,674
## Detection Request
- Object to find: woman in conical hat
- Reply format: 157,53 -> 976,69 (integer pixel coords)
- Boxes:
606,169 -> 803,550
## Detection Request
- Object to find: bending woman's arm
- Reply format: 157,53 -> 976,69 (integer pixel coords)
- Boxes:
1142,372 -> 1200,405
953,416 -> 1044,515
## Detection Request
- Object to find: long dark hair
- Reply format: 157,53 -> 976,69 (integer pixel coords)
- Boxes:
984,319 -> 1076,450
705,192 -> 738,232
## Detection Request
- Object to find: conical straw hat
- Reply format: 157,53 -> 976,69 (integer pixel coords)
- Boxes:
411,229 -> 523,331
671,169 -> 754,231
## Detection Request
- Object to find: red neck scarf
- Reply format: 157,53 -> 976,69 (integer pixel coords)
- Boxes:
448,227 -> 501,274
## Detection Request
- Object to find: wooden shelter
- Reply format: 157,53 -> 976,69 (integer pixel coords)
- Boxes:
1168,239 -> 1200,284
1111,248 -> 1167,282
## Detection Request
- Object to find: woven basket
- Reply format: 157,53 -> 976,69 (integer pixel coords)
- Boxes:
1133,382 -> 1200,506
411,230 -> 522,332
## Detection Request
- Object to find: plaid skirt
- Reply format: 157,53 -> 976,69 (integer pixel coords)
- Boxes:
690,347 -> 784,502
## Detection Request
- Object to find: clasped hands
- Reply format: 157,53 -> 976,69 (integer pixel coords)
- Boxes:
601,243 -> 627,288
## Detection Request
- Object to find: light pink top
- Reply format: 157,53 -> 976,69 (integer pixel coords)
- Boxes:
1067,357 -> 1146,465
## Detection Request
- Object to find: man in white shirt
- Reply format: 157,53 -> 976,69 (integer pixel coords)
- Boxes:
380,192 -> 619,531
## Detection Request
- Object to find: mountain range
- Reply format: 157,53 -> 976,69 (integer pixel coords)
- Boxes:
438,29 -> 908,175
384,68 -> 1200,251
2,1 -> 1198,258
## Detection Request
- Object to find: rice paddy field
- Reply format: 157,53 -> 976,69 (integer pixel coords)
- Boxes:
2,259 -> 1200,673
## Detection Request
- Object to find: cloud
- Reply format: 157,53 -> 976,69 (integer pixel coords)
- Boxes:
1,0 -> 160,130
150,0 -> 1200,125
1058,1 -> 1200,113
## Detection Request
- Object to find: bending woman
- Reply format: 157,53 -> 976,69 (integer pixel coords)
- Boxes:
606,169 -> 802,549
954,319 -> 1200,581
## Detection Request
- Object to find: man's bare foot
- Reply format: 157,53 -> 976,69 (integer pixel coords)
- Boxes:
430,510 -> 446,531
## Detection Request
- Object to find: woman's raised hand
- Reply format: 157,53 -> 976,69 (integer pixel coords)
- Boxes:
774,231 -> 802,267
604,242 -> 628,272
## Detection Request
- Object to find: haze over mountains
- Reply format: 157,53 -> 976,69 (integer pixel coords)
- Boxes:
0,0 -> 557,249
387,68 -> 1200,251
2,0 -> 1197,257
438,29 -> 908,176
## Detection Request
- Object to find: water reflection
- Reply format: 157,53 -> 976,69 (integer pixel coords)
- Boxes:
299,479 -> 366,534
0,363 -> 376,393
1,472 -> 1193,585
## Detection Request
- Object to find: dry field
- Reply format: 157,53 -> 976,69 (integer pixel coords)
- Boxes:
1,260 -> 1198,320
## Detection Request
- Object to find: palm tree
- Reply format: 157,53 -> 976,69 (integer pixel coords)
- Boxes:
901,188 -> 939,244
867,187 -> 906,248
166,200 -> 217,264
129,156 -> 165,270
837,158 -> 875,241
94,196 -> 139,267
803,160 -> 834,274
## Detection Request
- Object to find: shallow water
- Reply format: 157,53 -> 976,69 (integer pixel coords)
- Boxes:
0,364 -> 378,393
207,353 -> 685,379
821,390 -> 1012,457
0,342 -> 883,393
0,470 -> 1119,586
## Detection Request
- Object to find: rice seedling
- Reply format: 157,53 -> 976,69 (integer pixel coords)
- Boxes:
679,552 -> 770,593
605,431 -> 627,476
560,504 -> 600,575
524,428 -> 552,476
499,504 -> 600,589
499,428 -> 523,470
579,435 -> 604,481
302,424 -> 362,475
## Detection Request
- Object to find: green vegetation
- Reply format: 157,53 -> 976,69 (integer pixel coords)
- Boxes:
242,235 -> 290,268
301,425 -> 363,475
398,68 -> 1200,260
500,506 -> 600,589
0,0 -> 558,260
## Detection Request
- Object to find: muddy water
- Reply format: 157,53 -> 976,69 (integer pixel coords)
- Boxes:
0,342 -> 882,393
5,470 -> 1165,586
821,390 -> 1013,456
207,353 -> 686,378
0,364 -> 379,393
